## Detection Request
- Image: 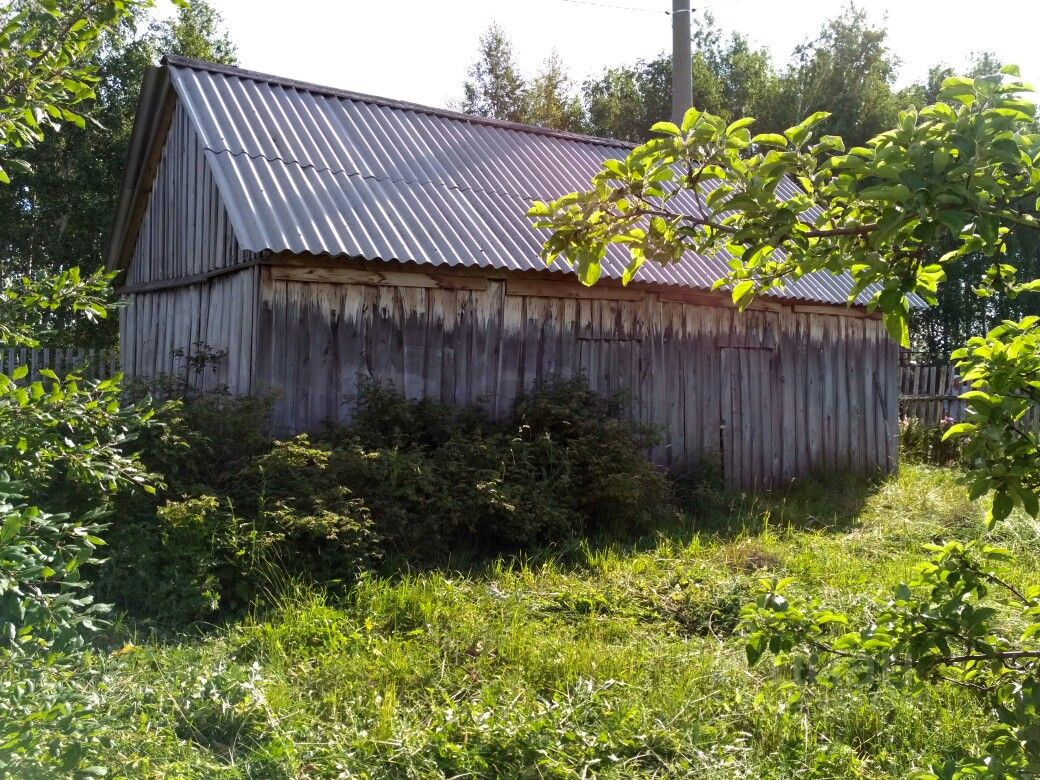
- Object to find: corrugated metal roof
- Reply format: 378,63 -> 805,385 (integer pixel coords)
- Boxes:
161,55 -> 917,308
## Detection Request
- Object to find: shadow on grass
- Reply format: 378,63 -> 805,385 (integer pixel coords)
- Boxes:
376,467 -> 886,582
101,468 -> 886,642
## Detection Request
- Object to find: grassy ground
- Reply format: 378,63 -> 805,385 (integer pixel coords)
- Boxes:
94,464 -> 1040,779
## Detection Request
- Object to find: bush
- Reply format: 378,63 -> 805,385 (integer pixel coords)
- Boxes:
124,381 -> 275,493
101,379 -> 679,623
312,378 -> 673,558
103,443 -> 381,624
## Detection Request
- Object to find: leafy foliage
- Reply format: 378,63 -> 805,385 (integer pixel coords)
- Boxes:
0,282 -> 157,773
0,0 -> 152,182
742,540 -> 1040,778
531,58 -> 1040,776
101,380 -> 674,623
0,0 -> 237,345
947,316 -> 1040,527
0,2 -> 164,774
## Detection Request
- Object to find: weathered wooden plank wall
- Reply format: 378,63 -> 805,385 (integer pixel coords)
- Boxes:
255,268 -> 898,488
125,102 -> 242,287
899,363 -> 963,424
118,98 -> 258,395
119,268 -> 257,394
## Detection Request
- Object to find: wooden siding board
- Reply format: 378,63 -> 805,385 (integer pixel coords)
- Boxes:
247,273 -> 897,488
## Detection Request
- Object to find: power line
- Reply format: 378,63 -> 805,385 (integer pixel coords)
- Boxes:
557,0 -> 744,16
559,0 -> 671,15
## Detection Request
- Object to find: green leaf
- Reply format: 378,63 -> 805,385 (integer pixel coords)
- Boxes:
726,117 -> 755,135
987,490 -> 1014,528
857,184 -> 910,202
731,280 -> 755,307
752,133 -> 787,149
651,121 -> 680,137
941,422 -> 975,441
680,106 -> 701,133
883,311 -> 910,347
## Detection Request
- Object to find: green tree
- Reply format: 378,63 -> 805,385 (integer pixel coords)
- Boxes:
581,14 -> 775,143
151,0 -> 235,62
581,6 -> 901,147
764,5 -> 901,147
461,23 -> 528,123
902,53 -> 1040,361
530,66 -> 1040,775
0,0 -> 236,346
581,55 -> 671,142
527,52 -> 584,133
0,2 -> 162,774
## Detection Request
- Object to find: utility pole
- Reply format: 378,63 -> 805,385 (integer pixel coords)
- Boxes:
671,0 -> 692,124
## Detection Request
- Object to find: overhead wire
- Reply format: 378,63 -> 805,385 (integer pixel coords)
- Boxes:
557,0 -> 744,15
559,0 -> 671,14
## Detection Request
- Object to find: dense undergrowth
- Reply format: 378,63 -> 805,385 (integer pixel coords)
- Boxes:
98,381 -> 673,624
60,384 -> 1032,778
92,460 -> 1040,779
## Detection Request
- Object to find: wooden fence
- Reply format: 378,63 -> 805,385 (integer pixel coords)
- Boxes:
899,363 -> 961,424
900,362 -> 1039,429
0,347 -> 119,382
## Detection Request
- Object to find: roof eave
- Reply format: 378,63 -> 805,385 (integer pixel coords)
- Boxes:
104,63 -> 174,275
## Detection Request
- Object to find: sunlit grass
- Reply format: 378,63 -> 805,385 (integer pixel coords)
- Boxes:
96,463 -> 1038,779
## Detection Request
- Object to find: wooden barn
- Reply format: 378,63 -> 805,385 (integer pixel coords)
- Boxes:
107,55 -> 918,489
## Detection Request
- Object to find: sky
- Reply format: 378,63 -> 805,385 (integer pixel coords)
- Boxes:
165,0 -> 1040,110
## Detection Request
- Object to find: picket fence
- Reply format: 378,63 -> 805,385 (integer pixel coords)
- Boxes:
0,347 -> 119,382
900,362 -> 1039,429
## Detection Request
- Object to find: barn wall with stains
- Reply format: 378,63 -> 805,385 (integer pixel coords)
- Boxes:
118,100 -> 259,396
255,265 -> 899,488
119,268 -> 258,395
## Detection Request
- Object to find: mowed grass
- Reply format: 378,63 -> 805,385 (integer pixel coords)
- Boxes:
95,464 -> 1040,779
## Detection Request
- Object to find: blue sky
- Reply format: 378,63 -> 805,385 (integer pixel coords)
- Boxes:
167,0 -> 1040,110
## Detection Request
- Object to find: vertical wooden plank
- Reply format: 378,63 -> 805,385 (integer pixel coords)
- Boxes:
719,347 -> 737,487
831,315 -> 848,472
338,284 -> 365,421
538,296 -> 561,387
848,318 -> 866,474
682,305 -> 701,468
496,292 -> 524,416
423,288 -> 447,405
468,284 -> 494,407
454,290 -> 475,405
399,286 -> 427,402
661,303 -> 682,468
557,297 -> 579,383
703,307 -> 723,463
439,289 -> 459,406
254,270 -> 275,400
862,321 -> 879,474
886,331 -> 900,472
520,296 -> 542,394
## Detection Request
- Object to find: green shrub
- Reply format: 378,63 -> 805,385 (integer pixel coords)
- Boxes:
102,379 -> 678,622
104,480 -> 379,624
125,382 -> 275,494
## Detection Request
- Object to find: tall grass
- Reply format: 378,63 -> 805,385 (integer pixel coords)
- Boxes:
84,463 -> 1040,778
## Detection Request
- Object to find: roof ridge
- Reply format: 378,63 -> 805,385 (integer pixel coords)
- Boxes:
162,54 -> 637,150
